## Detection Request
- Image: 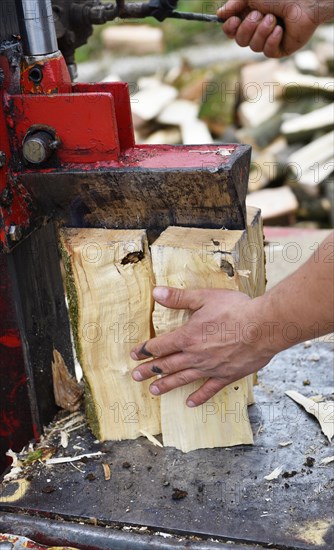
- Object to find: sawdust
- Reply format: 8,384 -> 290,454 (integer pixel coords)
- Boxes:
295,519 -> 332,546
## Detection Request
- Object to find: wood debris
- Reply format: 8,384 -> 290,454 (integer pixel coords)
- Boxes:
52,349 -> 83,412
264,466 -> 284,481
285,390 -> 334,441
102,462 -> 111,481
320,456 -> 334,465
45,451 -> 103,465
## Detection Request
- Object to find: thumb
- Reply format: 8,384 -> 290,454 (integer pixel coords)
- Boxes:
153,287 -> 206,311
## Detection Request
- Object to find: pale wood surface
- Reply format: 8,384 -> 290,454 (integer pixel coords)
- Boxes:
60,228 -> 161,441
151,207 -> 265,452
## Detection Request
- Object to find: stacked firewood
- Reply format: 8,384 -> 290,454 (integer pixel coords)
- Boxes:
131,53 -> 333,226
90,25 -> 334,226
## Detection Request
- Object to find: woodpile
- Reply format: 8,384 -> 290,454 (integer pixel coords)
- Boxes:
117,37 -> 334,226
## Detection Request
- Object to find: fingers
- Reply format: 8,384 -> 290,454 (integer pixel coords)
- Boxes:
186,378 -> 227,407
263,25 -> 284,58
223,11 -> 283,57
148,368 -> 202,397
222,16 -> 242,38
248,14 -> 277,52
131,287 -> 208,359
132,352 -> 190,382
153,286 -> 206,311
131,330 -> 183,361
234,11 -> 264,47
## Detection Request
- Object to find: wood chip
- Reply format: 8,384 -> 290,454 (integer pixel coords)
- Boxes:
52,349 -> 83,412
45,452 -> 102,465
102,462 -> 111,481
60,430 -> 69,449
286,390 -> 334,442
264,466 -> 284,481
320,456 -> 334,465
140,429 -> 163,448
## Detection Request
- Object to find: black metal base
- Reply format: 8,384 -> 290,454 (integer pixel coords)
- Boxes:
1,342 -> 333,549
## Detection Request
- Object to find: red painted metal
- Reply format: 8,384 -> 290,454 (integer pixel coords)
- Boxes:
10,92 -> 121,163
73,83 -> 135,150
0,253 -> 35,474
0,57 -> 35,253
20,53 -> 72,95
1,56 -> 137,250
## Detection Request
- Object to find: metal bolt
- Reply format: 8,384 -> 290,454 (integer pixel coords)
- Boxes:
9,225 -> 22,242
0,151 -> 6,167
23,130 -> 58,164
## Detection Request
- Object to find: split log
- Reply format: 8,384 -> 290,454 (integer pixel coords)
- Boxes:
199,61 -> 243,134
150,207 -> 265,452
293,51 -> 321,74
237,97 -> 330,149
274,70 -> 334,99
101,25 -> 164,55
281,103 -> 334,142
287,130 -> 334,195
246,186 -> 298,224
131,82 -> 177,122
181,119 -> 213,145
238,93 -> 282,128
60,228 -> 161,441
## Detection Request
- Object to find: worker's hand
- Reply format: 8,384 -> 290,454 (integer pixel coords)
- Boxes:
131,287 -> 274,407
218,0 -> 333,57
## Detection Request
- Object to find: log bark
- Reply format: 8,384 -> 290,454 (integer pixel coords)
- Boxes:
60,228 -> 161,441
150,207 -> 265,452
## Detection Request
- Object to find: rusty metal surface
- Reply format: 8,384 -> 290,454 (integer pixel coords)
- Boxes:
0,342 -> 333,549
20,144 -> 251,240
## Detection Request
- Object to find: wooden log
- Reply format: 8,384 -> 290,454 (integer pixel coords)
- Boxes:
150,207 -> 265,453
287,130 -> 334,195
274,70 -> 334,99
246,187 -> 298,224
60,228 -> 161,441
237,97 -> 330,149
281,103 -> 334,142
101,25 -> 164,55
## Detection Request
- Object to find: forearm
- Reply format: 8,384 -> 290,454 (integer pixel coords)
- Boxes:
252,232 -> 334,354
